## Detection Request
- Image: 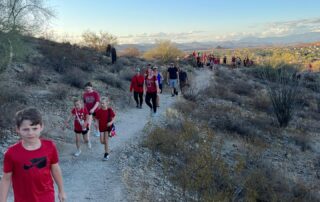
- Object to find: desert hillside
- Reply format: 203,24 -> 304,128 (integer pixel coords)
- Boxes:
0,36 -> 320,202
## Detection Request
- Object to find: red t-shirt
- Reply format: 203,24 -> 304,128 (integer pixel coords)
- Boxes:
3,139 -> 59,202
130,74 -> 145,93
71,107 -> 89,131
145,76 -> 157,93
94,108 -> 115,132
83,90 -> 100,112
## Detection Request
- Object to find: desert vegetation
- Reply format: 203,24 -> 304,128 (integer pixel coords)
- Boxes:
142,64 -> 320,201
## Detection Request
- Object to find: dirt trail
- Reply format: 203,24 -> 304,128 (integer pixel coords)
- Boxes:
6,68 -> 214,202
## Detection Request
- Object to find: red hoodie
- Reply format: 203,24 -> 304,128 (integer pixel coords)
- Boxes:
130,74 -> 145,93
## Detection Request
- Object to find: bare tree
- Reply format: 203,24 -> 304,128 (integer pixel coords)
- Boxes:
0,0 -> 54,33
0,0 -> 54,72
81,30 -> 118,52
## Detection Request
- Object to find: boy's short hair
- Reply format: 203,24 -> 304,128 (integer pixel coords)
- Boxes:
100,96 -> 109,103
72,97 -> 82,104
84,82 -> 93,88
15,107 -> 43,128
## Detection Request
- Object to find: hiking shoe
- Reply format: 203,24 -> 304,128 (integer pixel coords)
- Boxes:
87,142 -> 92,149
74,150 -> 81,157
103,153 -> 109,161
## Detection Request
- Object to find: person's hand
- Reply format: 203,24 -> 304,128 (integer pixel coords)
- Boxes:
64,122 -> 69,129
107,122 -> 112,127
90,109 -> 94,114
58,191 -> 67,202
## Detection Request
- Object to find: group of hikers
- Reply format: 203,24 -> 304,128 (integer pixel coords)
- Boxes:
130,63 -> 189,116
0,61 -> 189,202
192,50 -> 254,68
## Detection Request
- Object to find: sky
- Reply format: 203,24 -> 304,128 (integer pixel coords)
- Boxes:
47,0 -> 320,44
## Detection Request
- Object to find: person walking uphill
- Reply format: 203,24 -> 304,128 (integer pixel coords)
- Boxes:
145,67 -> 160,116
105,44 -> 117,64
130,68 -> 145,108
0,107 -> 66,202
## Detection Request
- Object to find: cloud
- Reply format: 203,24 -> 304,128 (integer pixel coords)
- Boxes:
118,30 -> 208,44
260,17 -> 320,37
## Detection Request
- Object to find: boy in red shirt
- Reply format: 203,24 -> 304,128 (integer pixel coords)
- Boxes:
64,98 -> 90,157
94,97 -> 116,161
83,81 -> 100,138
130,68 -> 145,108
0,107 -> 66,202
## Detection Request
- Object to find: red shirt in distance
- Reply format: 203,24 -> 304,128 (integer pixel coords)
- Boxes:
130,74 -> 145,93
145,76 -> 157,93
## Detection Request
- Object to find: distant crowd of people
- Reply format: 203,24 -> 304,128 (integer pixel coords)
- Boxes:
191,50 -> 254,69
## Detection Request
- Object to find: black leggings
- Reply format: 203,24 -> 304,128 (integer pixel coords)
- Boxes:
145,92 -> 157,113
133,92 -> 143,107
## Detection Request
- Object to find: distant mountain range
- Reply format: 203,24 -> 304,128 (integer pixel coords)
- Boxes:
117,32 -> 320,52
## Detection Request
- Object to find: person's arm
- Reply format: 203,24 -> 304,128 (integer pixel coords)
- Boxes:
90,102 -> 99,114
64,113 -> 73,129
51,164 -> 66,202
107,116 -> 116,127
0,172 -> 12,202
176,70 -> 179,84
166,69 -> 169,84
155,79 -> 160,94
130,77 -> 134,92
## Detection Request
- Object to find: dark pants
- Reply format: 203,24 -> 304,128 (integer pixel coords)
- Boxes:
145,92 -> 157,113
133,92 -> 143,107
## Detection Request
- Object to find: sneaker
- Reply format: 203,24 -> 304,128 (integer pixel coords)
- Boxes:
103,153 -> 109,161
74,150 -> 81,157
87,142 -> 92,149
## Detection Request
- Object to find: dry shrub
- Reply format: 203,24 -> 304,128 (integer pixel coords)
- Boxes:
119,68 -> 135,82
174,100 -> 197,115
120,47 -> 140,57
252,90 -> 272,112
144,120 -> 234,201
50,84 -> 69,101
230,79 -> 253,96
263,65 -> 300,127
182,86 -> 198,102
96,73 -> 124,89
18,66 -> 42,84
63,68 -> 89,88
0,85 -> 27,130
38,40 -> 96,73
